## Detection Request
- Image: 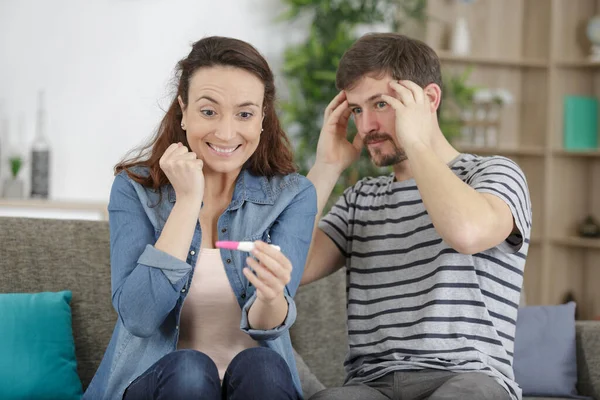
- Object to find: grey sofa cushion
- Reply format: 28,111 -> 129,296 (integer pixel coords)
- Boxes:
290,268 -> 348,388
294,348 -> 326,398
0,217 -> 114,389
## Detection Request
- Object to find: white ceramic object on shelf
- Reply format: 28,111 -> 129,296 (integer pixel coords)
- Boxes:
2,178 -> 24,199
451,16 -> 471,56
586,15 -> 600,62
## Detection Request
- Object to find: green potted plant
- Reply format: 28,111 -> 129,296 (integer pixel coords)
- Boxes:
3,155 -> 25,199
278,0 -> 478,210
279,0 -> 427,211
439,66 -> 479,145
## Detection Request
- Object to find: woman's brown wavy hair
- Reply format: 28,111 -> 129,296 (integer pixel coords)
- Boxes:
115,36 -> 297,189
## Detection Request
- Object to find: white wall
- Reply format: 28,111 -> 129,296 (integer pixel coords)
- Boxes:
0,0 -> 304,202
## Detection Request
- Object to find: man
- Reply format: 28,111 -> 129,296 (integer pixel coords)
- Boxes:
303,33 -> 531,400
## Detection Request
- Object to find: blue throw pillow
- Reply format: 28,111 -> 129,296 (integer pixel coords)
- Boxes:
0,291 -> 83,400
513,302 -> 579,397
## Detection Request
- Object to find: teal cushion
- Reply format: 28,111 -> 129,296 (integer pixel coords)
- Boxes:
0,291 -> 82,400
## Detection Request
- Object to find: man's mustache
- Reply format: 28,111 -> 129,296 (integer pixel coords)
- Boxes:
364,132 -> 393,145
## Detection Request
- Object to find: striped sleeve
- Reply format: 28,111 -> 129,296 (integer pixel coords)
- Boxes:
467,156 -> 532,253
318,186 -> 354,258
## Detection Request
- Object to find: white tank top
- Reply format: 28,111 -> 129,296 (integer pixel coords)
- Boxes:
177,247 -> 258,379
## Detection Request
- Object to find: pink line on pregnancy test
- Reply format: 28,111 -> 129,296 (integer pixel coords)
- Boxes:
215,241 -> 281,252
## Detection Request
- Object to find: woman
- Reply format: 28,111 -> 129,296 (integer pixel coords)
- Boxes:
83,36 -> 317,400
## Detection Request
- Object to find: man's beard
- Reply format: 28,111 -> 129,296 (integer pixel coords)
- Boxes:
364,132 -> 407,167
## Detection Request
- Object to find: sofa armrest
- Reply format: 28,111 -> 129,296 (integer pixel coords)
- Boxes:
576,321 -> 600,398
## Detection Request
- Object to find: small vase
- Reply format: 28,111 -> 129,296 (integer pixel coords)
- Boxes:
2,177 -> 25,199
451,16 -> 471,56
353,22 -> 393,38
586,15 -> 600,61
579,216 -> 600,238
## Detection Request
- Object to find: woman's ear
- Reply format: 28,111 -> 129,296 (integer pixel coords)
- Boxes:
178,95 -> 187,128
424,83 -> 442,114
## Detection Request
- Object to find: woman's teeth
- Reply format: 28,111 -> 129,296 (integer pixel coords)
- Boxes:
208,144 -> 238,153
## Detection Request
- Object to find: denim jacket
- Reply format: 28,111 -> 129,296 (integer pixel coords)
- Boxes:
83,167 -> 317,400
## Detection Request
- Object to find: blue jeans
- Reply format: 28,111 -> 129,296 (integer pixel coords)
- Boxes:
122,347 -> 299,400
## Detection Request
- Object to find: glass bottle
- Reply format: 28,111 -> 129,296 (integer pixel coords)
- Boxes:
30,90 -> 50,199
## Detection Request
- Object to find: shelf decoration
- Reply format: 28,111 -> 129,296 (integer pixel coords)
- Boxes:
2,156 -> 24,199
579,216 -> 600,239
586,15 -> 600,62
563,96 -> 598,151
450,0 -> 475,56
460,88 -> 514,148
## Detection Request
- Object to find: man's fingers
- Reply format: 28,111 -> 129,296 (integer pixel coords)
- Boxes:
398,80 -> 425,104
325,91 -> 347,119
381,94 -> 404,111
389,80 -> 415,105
327,100 -> 350,130
341,107 -> 352,123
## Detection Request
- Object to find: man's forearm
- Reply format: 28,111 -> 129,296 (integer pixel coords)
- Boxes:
307,162 -> 342,223
248,294 -> 288,330
405,143 -> 502,253
302,163 -> 343,280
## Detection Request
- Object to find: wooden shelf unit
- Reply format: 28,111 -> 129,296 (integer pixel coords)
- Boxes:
553,149 -> 600,158
555,60 -> 600,69
457,146 -> 546,157
552,236 -> 600,249
436,51 -> 549,68
425,0 -> 600,319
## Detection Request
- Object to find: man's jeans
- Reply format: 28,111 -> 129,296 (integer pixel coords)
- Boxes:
123,347 -> 299,400
310,369 -> 511,400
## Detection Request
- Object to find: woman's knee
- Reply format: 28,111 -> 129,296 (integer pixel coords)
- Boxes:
227,347 -> 293,386
228,347 -> 288,376
163,349 -> 217,375
159,350 -> 220,395
224,347 -> 297,399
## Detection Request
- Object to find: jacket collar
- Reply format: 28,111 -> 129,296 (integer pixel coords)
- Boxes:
167,169 -> 275,209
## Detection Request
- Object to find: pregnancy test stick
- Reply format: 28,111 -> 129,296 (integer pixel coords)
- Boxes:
215,241 -> 281,252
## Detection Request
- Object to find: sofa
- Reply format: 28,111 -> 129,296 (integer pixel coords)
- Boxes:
1,216 -> 599,400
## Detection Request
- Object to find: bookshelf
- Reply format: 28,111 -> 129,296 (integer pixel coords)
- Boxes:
425,0 -> 600,319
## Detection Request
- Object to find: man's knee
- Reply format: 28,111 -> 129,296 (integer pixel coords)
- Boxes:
429,372 -> 510,400
309,386 -> 387,400
310,388 -> 353,400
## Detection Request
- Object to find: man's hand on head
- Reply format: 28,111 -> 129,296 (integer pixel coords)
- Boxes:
314,91 -> 363,174
381,80 -> 438,153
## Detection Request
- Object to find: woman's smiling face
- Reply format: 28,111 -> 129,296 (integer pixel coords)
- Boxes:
179,66 -> 264,175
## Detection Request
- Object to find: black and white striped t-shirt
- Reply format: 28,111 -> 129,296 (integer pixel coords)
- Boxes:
319,154 -> 532,400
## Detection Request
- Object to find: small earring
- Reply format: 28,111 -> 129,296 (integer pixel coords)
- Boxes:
261,128 -> 264,132
181,122 -> 185,129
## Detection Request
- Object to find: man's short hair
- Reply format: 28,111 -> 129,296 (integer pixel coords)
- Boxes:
336,33 -> 443,93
